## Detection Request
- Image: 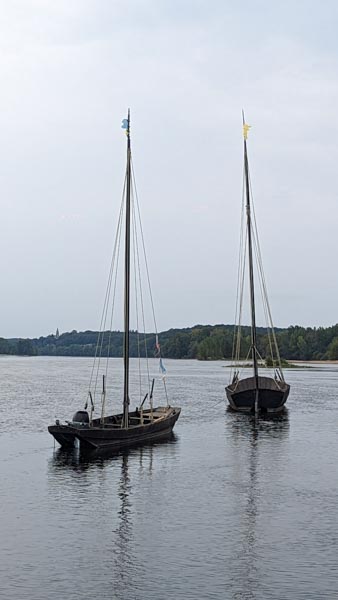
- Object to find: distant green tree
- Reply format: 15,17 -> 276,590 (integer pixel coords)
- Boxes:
327,337 -> 338,360
17,339 -> 36,356
297,335 -> 308,360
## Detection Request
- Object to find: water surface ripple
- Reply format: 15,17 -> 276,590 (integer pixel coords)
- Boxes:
0,357 -> 337,599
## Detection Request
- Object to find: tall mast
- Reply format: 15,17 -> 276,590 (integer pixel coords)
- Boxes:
242,112 -> 259,411
123,109 -> 131,428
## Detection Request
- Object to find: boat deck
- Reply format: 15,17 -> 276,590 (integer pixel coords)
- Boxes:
89,406 -> 173,429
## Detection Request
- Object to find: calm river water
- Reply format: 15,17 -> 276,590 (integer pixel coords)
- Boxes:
0,356 -> 337,599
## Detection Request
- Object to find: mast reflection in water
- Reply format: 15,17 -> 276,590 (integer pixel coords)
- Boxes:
226,411 -> 289,600
48,437 -> 176,600
113,452 -> 134,591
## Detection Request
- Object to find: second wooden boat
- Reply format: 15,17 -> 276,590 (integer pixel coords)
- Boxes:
226,115 -> 290,414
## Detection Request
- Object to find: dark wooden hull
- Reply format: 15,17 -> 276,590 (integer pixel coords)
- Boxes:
48,406 -> 180,452
226,376 -> 290,414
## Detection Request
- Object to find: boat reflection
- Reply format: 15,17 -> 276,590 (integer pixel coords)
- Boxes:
50,431 -> 177,470
112,451 -> 134,590
226,410 -> 289,599
48,434 -> 178,597
226,406 -> 289,440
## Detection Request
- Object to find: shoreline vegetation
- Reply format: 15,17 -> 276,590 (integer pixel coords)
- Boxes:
3,323 -> 338,361
224,358 -> 298,368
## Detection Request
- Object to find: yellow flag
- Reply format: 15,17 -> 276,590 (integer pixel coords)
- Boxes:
243,123 -> 251,140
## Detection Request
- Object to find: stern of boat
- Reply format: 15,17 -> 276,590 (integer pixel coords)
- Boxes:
226,376 -> 290,414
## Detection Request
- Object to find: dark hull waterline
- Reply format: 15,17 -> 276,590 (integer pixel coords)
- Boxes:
49,407 -> 181,452
226,375 -> 290,414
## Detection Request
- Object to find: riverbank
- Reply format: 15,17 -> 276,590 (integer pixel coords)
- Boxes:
3,323 -> 338,362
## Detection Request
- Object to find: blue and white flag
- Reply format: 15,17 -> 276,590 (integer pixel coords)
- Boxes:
121,118 -> 129,130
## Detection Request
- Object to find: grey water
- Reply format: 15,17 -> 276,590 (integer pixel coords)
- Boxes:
0,356 -> 337,599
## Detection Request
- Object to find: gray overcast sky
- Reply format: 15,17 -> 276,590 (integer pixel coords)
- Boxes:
0,0 -> 338,337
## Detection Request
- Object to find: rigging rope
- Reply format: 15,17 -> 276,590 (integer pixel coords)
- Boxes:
86,147 -> 169,418
131,176 -> 151,402
94,185 -> 124,401
131,159 -> 159,336
248,167 -> 284,379
88,173 -> 126,406
230,167 -> 246,382
103,201 -> 124,392
131,158 -> 169,405
230,152 -> 285,383
131,184 -> 145,405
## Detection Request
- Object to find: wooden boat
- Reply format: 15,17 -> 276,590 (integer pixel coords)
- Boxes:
226,115 -> 290,414
48,406 -> 180,452
48,112 -> 180,451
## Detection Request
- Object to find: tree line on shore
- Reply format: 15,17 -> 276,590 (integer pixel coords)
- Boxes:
3,323 -> 338,361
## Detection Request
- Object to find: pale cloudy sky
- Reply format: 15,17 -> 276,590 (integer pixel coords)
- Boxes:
0,0 -> 338,337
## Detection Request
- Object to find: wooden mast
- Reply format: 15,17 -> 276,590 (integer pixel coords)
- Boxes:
123,110 -> 131,428
242,112 -> 259,413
